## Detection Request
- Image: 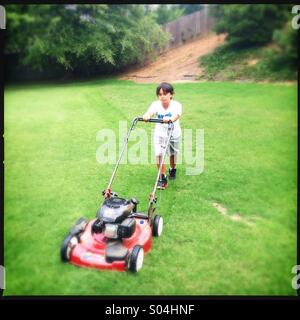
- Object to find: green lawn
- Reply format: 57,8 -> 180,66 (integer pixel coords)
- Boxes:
4,79 -> 297,295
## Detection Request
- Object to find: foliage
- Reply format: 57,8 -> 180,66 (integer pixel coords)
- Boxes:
5,4 -> 169,80
151,4 -> 204,25
271,21 -> 298,69
199,45 -> 242,80
177,4 -> 204,15
151,5 -> 185,25
199,43 -> 297,81
201,4 -> 297,81
209,4 -> 291,47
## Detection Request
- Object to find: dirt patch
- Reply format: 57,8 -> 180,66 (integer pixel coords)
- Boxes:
212,202 -> 227,215
230,213 -> 254,226
118,32 -> 226,83
213,202 -> 256,227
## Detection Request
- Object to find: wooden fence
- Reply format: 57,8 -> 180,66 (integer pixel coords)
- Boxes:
163,8 -> 214,48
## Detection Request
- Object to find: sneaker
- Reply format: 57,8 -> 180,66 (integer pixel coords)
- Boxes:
157,175 -> 168,190
168,168 -> 177,180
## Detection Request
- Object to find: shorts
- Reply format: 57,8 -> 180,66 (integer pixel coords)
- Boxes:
154,134 -> 181,157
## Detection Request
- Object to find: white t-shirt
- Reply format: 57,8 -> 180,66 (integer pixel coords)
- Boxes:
147,100 -> 182,138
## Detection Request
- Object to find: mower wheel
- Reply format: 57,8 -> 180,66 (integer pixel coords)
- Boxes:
69,217 -> 88,237
75,217 -> 88,227
152,215 -> 163,237
60,234 -> 78,262
127,245 -> 144,272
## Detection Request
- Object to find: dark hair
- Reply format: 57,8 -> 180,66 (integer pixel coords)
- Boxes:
156,82 -> 174,97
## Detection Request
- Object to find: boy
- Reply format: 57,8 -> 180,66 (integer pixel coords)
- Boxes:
143,82 -> 182,189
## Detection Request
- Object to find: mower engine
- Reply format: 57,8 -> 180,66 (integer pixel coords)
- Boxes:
92,196 -> 138,239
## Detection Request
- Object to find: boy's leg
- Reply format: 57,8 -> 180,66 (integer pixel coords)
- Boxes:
154,135 -> 168,189
170,155 -> 176,169
168,155 -> 177,180
168,136 -> 180,179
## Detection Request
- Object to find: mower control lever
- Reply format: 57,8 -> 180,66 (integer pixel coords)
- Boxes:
149,192 -> 157,203
102,189 -> 118,198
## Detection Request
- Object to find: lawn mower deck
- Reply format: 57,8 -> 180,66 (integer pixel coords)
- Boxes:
71,217 -> 152,272
61,195 -> 163,272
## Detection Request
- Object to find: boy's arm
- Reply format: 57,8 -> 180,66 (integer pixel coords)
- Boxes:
143,103 -> 156,121
171,113 -> 180,122
142,111 -> 155,121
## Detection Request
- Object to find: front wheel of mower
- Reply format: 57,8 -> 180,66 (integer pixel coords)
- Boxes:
152,215 -> 163,237
127,245 -> 144,272
75,217 -> 88,228
60,234 -> 78,262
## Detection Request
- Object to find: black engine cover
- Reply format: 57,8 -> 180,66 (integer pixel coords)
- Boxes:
97,197 -> 135,223
117,218 -> 136,238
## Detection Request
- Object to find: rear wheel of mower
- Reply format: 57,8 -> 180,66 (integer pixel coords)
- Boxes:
60,234 -> 78,262
152,215 -> 163,237
69,217 -> 88,239
127,245 -> 144,272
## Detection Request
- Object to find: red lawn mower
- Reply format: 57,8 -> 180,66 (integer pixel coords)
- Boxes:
60,117 -> 174,272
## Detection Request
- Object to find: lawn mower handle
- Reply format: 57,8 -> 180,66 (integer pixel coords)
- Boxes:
104,117 -> 173,200
136,117 -> 172,124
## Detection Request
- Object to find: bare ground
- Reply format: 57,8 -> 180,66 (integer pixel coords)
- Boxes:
118,32 -> 226,84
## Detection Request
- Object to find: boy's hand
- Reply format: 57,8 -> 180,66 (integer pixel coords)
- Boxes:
163,116 -> 172,123
143,114 -> 151,121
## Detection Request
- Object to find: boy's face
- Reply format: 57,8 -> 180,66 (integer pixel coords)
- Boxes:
158,88 -> 172,108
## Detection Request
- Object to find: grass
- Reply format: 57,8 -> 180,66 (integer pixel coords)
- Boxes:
4,79 -> 297,295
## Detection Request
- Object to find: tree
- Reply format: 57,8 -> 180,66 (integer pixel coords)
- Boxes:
151,5 -> 184,25
5,4 -> 169,80
210,4 -> 291,47
177,4 -> 203,15
271,21 -> 298,69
